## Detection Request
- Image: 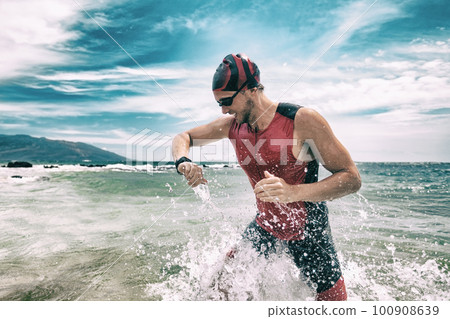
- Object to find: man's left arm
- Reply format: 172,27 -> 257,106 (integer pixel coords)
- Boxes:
255,108 -> 361,203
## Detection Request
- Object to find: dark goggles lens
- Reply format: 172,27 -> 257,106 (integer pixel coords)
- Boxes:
217,79 -> 249,107
218,96 -> 234,107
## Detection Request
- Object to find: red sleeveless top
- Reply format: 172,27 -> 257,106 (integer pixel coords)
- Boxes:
228,103 -> 319,240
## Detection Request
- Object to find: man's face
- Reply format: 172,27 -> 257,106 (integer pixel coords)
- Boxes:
213,90 -> 252,124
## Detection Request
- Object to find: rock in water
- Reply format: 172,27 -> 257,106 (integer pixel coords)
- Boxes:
7,161 -> 33,168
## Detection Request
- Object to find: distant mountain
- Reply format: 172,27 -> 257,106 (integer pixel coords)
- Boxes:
0,134 -> 125,164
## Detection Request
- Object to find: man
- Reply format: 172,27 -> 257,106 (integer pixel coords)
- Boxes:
172,53 -> 361,301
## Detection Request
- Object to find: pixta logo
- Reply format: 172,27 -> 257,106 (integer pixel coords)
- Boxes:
126,129 -> 325,174
126,129 -> 172,174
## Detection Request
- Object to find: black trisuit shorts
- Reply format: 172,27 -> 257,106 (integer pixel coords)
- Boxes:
242,202 -> 343,293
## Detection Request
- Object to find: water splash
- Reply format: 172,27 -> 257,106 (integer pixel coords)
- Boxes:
165,183 -> 173,193
192,183 -> 224,219
192,184 -> 210,202
145,232 -> 314,301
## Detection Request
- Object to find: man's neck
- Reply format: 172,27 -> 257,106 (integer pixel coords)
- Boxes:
249,95 -> 278,131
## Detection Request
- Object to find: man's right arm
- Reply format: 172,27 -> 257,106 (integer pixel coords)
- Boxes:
172,115 -> 234,187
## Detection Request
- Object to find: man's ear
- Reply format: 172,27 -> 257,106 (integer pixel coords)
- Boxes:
242,87 -> 257,96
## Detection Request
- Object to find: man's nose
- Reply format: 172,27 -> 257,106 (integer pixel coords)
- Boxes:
221,106 -> 230,115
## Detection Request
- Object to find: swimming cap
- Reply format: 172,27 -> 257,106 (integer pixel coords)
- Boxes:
212,53 -> 260,92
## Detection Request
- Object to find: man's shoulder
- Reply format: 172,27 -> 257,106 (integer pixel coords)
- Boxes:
276,103 -> 321,124
295,107 -> 321,120
293,107 -> 328,135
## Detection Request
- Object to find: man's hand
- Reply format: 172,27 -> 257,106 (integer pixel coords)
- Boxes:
178,162 -> 207,187
254,171 -> 296,203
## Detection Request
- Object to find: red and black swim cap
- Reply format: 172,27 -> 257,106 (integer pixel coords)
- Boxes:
212,53 -> 260,92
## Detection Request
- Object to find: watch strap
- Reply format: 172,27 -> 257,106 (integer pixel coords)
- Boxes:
175,156 -> 192,174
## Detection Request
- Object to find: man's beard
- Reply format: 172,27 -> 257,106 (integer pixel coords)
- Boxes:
238,98 -> 254,124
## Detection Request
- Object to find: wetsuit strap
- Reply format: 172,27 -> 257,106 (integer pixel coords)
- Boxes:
240,58 -> 259,89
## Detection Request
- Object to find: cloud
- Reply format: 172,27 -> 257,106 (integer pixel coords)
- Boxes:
0,0 -> 78,45
283,0 -> 407,60
102,82 -> 216,123
0,100 -> 85,118
262,37 -> 450,118
36,65 -> 192,82
152,15 -> 213,34
0,58 -> 214,118
408,38 -> 450,54
48,128 -> 130,146
0,0 -> 130,80
0,0 -> 82,79
0,122 -> 29,130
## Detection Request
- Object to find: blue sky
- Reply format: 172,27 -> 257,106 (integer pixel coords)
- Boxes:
0,0 -> 449,162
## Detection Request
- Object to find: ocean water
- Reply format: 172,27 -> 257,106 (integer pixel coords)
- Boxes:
0,162 -> 448,301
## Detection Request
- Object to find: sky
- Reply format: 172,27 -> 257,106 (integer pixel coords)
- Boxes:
0,0 -> 449,162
